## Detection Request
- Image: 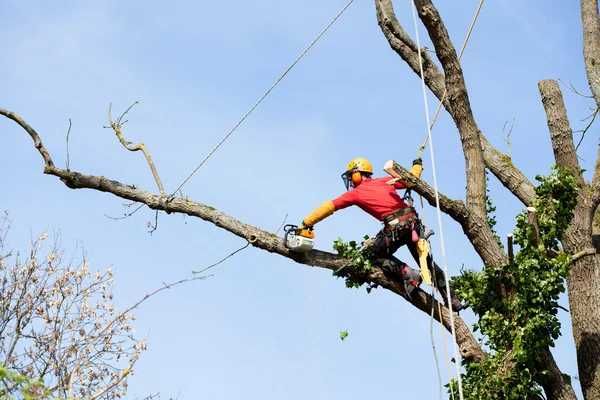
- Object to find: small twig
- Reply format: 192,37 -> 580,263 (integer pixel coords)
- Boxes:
507,234 -> 514,265
104,203 -> 145,221
503,118 -> 515,157
575,106 -> 599,151
565,80 -> 595,99
274,213 -> 289,235
105,102 -> 166,195
570,248 -> 597,264
558,304 -> 570,313
65,118 -> 72,170
147,211 -> 159,234
192,237 -> 257,275
86,274 -> 207,400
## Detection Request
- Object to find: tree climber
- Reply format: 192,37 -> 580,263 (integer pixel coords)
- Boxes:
300,157 -> 463,311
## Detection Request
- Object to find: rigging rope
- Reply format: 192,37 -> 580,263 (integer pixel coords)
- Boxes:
409,1 -> 470,399
171,0 -> 356,196
416,0 -> 486,159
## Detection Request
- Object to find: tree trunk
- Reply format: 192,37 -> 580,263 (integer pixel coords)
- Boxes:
581,0 -> 600,109
563,191 -> 600,400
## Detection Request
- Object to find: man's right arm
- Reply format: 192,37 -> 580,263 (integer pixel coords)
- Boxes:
302,191 -> 356,227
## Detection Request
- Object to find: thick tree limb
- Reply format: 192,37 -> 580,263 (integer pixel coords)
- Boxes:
581,0 -> 600,109
480,135 -> 536,206
0,108 -> 485,363
0,109 -> 55,168
385,164 -> 468,223
374,0 -> 536,208
538,349 -> 578,400
538,80 -> 584,184
390,165 -> 505,268
374,0 -> 450,111
413,0 -> 487,217
373,2 -> 574,397
410,0 -> 507,269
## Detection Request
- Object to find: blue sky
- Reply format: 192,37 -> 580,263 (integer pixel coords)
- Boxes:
1,0 -> 596,398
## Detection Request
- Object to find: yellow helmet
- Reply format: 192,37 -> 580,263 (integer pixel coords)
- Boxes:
345,157 -> 373,174
342,157 -> 373,189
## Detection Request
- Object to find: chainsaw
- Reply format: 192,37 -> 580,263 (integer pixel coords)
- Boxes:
283,224 -> 315,253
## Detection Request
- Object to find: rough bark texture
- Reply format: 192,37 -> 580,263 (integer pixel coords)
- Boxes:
538,349 -> 579,400
480,135 -> 536,206
538,67 -> 600,400
0,107 -> 485,364
374,0 -> 536,209
582,0 -> 600,109
538,80 -> 583,183
375,0 -> 450,111
563,188 -> 600,400
373,1 -> 577,398
413,0 -> 486,217
593,148 -> 600,210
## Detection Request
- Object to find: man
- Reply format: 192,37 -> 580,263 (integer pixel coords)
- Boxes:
300,157 -> 462,311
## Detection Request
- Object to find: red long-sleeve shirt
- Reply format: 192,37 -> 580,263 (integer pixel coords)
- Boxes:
331,177 -> 409,221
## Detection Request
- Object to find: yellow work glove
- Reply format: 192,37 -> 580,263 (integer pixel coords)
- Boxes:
410,158 -> 423,179
303,200 -> 335,227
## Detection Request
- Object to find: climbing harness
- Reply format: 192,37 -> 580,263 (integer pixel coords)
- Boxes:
171,0 -> 356,197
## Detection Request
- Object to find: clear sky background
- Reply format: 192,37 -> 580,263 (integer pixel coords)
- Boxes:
1,1 -> 596,399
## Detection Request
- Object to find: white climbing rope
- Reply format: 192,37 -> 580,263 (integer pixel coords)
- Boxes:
171,0 -> 356,196
409,1 -> 468,399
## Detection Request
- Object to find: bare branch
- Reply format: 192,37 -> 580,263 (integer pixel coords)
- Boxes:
575,106 -> 599,151
570,247 -> 597,264
581,0 -> 600,109
413,0 -> 487,216
385,163 -> 468,223
0,108 -> 54,168
374,1 -> 536,208
1,109 -> 484,363
65,118 -> 72,170
538,80 -> 583,183
538,349 -> 579,400
480,135 -> 536,206
106,103 -> 166,195
374,0 -> 449,109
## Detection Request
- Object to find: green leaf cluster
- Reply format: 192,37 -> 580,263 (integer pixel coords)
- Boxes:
332,235 -> 373,289
0,365 -> 50,400
450,167 -> 578,399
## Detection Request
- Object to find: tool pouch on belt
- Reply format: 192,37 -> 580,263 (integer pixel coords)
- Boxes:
383,207 -> 418,234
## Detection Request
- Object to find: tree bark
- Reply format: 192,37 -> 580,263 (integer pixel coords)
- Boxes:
538,77 -> 600,400
538,349 -> 579,400
373,1 -> 577,398
413,0 -> 487,218
563,188 -> 600,400
538,80 -> 583,184
581,0 -> 600,109
0,107 -> 486,364
374,0 -> 536,209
